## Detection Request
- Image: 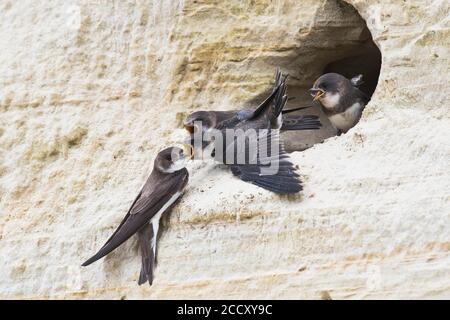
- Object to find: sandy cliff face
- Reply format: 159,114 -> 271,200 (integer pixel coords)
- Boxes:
0,0 -> 449,299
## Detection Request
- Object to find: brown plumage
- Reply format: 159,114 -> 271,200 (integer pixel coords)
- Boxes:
310,73 -> 369,134
185,69 -> 308,194
82,147 -> 189,286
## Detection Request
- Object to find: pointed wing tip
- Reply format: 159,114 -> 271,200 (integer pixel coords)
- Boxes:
274,67 -> 283,87
281,114 -> 322,131
282,106 -> 313,114
81,257 -> 96,267
283,185 -> 303,194
232,167 -> 303,194
81,250 -> 107,267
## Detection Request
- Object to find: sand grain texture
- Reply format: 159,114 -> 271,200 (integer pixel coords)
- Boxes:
0,0 -> 449,299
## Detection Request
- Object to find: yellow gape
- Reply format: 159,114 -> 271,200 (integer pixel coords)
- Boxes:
313,90 -> 325,101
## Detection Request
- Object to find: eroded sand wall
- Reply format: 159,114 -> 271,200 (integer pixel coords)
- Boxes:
0,0 -> 449,299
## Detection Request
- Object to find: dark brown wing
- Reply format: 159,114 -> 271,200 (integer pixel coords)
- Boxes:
281,115 -> 322,131
228,130 -> 302,193
250,69 -> 284,120
99,190 -> 142,248
201,69 -> 284,132
212,110 -> 241,128
216,84 -> 282,131
282,106 -> 312,114
82,168 -> 189,266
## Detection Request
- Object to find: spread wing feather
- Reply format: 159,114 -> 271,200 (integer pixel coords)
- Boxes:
281,115 -> 322,131
228,130 -> 302,193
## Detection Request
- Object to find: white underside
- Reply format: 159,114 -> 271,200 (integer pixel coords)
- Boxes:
320,92 -> 340,109
275,114 -> 282,129
149,191 -> 182,256
328,102 -> 363,132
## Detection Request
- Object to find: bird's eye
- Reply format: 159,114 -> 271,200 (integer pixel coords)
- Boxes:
170,150 -> 183,162
194,118 -> 209,129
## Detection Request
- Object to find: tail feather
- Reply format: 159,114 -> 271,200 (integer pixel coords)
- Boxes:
137,223 -> 155,286
281,115 -> 322,131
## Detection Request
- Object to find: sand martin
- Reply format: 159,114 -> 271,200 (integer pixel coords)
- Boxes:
185,69 -> 303,193
184,108 -> 321,134
184,69 -> 321,134
82,146 -> 191,286
309,73 -> 369,135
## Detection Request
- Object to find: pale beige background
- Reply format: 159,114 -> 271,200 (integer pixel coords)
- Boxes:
0,0 -> 449,299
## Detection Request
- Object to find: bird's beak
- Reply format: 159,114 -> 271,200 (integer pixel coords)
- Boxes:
182,143 -> 194,159
309,88 -> 325,101
184,123 -> 194,134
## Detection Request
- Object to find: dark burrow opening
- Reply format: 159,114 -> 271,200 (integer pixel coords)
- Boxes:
277,0 -> 382,151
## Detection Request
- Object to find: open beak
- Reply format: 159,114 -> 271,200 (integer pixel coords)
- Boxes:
184,123 -> 194,134
309,88 -> 325,101
182,143 -> 194,159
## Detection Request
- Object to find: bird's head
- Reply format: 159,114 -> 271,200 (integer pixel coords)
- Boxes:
183,111 -> 215,134
155,146 -> 193,174
309,73 -> 348,109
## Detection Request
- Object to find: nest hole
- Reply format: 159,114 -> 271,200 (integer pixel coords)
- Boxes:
279,0 -> 381,151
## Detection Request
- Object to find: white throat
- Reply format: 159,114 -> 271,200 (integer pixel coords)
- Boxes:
320,92 -> 340,109
159,159 -> 187,173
